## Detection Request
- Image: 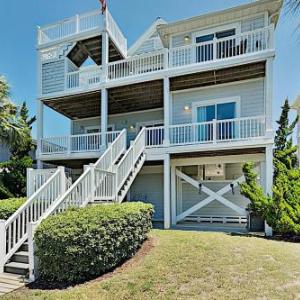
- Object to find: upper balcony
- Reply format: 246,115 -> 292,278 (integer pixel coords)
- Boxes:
39,25 -> 274,98
38,9 -> 127,57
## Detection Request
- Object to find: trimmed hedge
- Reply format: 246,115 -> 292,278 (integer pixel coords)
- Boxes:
35,202 -> 154,283
0,198 -> 26,220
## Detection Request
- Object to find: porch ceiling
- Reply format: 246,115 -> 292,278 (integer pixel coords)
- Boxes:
170,62 -> 266,91
43,80 -> 164,120
67,35 -> 123,67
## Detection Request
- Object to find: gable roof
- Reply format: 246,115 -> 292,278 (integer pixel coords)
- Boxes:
128,17 -> 167,56
158,0 -> 283,47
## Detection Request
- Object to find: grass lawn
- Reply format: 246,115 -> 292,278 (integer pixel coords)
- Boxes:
4,230 -> 300,300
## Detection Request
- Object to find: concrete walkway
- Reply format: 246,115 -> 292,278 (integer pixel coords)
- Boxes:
0,273 -> 26,296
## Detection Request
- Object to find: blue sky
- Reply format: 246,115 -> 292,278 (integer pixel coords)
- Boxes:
0,0 -> 299,138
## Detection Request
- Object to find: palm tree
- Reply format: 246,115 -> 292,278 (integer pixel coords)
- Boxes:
0,76 -> 26,145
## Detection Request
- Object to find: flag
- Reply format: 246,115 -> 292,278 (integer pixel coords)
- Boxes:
99,0 -> 107,14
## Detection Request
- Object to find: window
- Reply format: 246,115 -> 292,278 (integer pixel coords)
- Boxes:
85,125 -> 114,134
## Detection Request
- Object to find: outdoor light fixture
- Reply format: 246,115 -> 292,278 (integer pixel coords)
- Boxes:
184,35 -> 191,42
129,125 -> 135,130
184,105 -> 190,111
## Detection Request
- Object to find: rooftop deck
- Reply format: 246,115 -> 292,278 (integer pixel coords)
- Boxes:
38,9 -> 127,57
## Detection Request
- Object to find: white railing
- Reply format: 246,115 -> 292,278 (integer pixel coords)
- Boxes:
169,26 -> 273,68
40,131 -> 121,156
95,129 -> 126,170
108,50 -> 166,80
116,128 -> 146,192
94,169 -> 116,201
0,167 -> 66,270
106,10 -> 127,56
38,9 -> 103,45
26,168 -> 57,198
145,126 -> 165,148
66,66 -> 102,91
144,116 -> 266,147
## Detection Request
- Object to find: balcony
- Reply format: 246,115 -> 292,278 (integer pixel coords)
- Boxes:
40,26 -> 273,98
39,116 -> 269,160
145,116 -> 268,148
39,131 -> 121,158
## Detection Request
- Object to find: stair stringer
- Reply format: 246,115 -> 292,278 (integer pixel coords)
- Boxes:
117,153 -> 146,203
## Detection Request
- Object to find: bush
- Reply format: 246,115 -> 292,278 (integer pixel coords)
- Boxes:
0,198 -> 26,220
35,202 -> 154,283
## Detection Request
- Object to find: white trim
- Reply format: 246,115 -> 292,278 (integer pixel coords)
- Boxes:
191,96 -> 241,123
192,22 -> 241,43
128,18 -> 167,56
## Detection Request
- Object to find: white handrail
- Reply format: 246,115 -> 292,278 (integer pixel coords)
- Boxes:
95,129 -> 126,170
0,167 -> 65,268
116,128 -> 146,192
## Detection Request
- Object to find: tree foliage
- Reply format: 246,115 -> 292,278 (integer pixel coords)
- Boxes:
240,99 -> 300,235
0,76 -> 36,199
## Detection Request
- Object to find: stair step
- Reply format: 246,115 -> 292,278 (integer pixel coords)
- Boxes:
12,251 -> 29,264
20,242 -> 28,252
4,262 -> 29,276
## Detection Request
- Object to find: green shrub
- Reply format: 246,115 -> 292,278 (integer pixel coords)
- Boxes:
0,198 -> 26,220
35,202 -> 154,283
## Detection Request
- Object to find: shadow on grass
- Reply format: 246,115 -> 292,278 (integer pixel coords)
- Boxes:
230,232 -> 300,243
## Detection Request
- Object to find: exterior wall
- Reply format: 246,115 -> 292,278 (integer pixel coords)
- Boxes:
40,43 -> 74,95
129,165 -> 164,221
172,79 -> 265,124
133,33 -> 164,55
41,59 -> 65,95
72,109 -> 164,141
170,15 -> 265,48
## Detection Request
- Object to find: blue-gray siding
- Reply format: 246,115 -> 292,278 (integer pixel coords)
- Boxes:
172,79 -> 265,124
42,59 -> 65,95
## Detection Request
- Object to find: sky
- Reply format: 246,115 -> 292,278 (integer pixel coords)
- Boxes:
0,0 -> 299,138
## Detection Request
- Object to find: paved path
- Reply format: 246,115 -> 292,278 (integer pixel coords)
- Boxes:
0,273 -> 26,296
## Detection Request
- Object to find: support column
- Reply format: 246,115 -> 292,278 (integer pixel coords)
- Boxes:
163,77 -> 170,145
265,58 -> 274,138
164,154 -> 171,229
265,145 -> 273,236
101,30 -> 109,82
36,100 -> 44,169
298,107 -> 300,162
171,165 -> 177,226
101,88 -> 108,146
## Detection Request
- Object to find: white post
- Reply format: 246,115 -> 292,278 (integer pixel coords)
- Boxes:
164,154 -> 171,229
58,166 -> 66,195
171,165 -> 177,226
102,30 -> 109,82
163,48 -> 169,70
28,221 -> 38,282
0,220 -> 6,273
265,58 -> 274,138
213,119 -> 217,144
265,145 -> 273,236
101,88 -> 108,146
163,77 -> 170,145
27,168 -> 34,198
89,163 -> 95,203
37,100 -> 44,169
